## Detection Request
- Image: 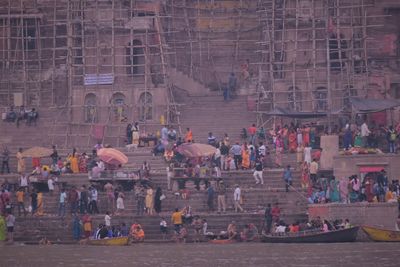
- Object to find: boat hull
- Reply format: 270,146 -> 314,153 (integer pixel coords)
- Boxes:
261,227 -> 359,243
362,226 -> 400,242
88,236 -> 129,246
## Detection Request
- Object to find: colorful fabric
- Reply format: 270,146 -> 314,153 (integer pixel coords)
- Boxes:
0,216 -> 6,241
70,156 -> 79,173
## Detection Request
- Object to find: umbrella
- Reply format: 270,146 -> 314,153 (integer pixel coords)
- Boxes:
176,143 -> 217,158
21,146 -> 53,158
97,148 -> 128,165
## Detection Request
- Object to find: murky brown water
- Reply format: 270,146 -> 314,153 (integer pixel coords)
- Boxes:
0,242 -> 399,267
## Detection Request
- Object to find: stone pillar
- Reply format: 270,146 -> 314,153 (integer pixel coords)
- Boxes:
320,135 -> 338,170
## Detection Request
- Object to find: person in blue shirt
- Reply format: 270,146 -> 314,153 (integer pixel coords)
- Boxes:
283,165 -> 293,192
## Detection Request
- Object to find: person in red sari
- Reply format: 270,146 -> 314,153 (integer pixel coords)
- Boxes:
275,135 -> 283,168
365,177 -> 374,202
271,203 -> 281,223
32,157 -> 41,169
288,130 -> 297,153
79,153 -> 88,173
281,126 -> 289,152
302,125 -> 310,147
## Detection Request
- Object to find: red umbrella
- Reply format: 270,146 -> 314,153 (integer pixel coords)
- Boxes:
97,148 -> 128,166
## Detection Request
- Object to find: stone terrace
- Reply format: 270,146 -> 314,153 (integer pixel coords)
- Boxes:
1,146 -> 309,243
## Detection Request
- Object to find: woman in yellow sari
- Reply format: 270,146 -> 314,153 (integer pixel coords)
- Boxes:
241,148 -> 250,170
70,150 -> 79,173
36,192 -> 44,216
16,148 -> 25,174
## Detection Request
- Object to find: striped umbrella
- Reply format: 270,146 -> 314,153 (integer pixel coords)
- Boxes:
176,143 -> 217,158
97,148 -> 128,166
21,146 -> 53,158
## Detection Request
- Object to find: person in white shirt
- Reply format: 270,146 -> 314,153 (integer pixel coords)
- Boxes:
47,177 -> 54,195
361,121 -> 371,147
89,187 -> 99,214
258,142 -> 266,158
19,174 -> 28,192
275,224 -> 286,234
233,185 -> 244,213
104,212 -> 111,227
116,193 -> 125,215
166,163 -> 174,191
304,146 -> 312,164
58,189 -> 67,218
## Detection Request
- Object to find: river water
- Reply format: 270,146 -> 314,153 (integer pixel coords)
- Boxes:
0,242 -> 399,267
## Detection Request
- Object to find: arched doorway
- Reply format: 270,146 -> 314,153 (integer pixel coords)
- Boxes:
139,92 -> 153,121
84,93 -> 97,123
314,87 -> 328,111
126,40 -> 145,76
287,86 -> 302,111
111,92 -> 127,123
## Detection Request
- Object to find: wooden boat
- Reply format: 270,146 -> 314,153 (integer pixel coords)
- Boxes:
362,226 -> 400,242
261,227 -> 359,243
88,236 -> 129,246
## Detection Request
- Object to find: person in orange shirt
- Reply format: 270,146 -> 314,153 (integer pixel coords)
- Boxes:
248,124 -> 257,145
133,225 -> 145,242
130,223 -> 145,242
171,208 -> 183,233
184,128 -> 193,143
16,188 -> 26,217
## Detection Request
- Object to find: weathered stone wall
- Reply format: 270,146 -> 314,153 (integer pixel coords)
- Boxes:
333,154 -> 400,181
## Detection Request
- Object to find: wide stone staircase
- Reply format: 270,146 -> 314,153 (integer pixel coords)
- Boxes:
1,96 -> 310,243
178,94 -> 257,143
3,147 -> 309,243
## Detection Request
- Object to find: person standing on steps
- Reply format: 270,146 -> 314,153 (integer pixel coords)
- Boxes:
58,188 -> 67,218
283,165 -> 293,192
5,212 -> 15,243
220,142 -> 229,171
185,128 -> 193,143
207,183 -> 215,212
234,184 -> 244,213
248,124 -> 257,146
264,203 -> 273,234
16,148 -> 25,174
131,122 -> 140,147
225,72 -> 237,101
253,158 -> 264,185
309,159 -> 319,185
1,146 -> 10,174
217,180 -> 226,213
50,145 -> 59,166
230,142 -> 242,170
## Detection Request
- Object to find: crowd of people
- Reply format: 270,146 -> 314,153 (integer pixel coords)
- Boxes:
307,171 -> 400,206
2,116 -> 400,244
3,106 -> 39,127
